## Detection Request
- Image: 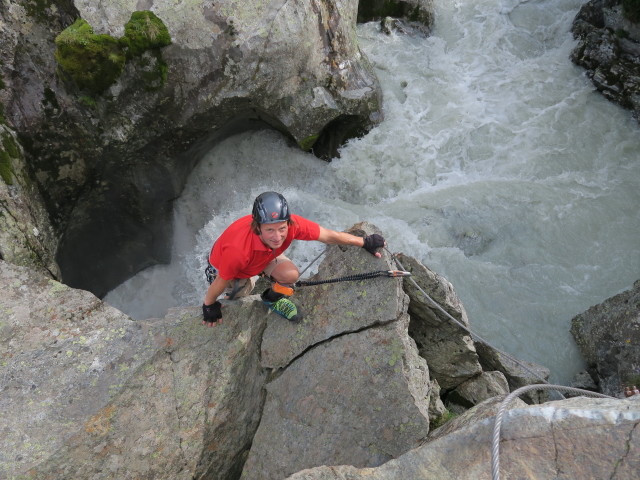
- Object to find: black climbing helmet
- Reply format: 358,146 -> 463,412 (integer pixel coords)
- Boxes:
252,191 -> 291,224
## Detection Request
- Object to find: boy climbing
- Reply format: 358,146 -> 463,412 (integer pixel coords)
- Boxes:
202,191 -> 385,325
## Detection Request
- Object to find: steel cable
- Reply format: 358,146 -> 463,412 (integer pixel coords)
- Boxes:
491,384 -> 615,480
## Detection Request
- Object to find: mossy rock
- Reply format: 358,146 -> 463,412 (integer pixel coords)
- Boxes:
54,19 -> 126,95
121,11 -> 172,59
0,131 -> 19,185
139,55 -> 169,91
299,133 -> 320,151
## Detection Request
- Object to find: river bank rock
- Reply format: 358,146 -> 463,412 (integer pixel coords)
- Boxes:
570,0 -> 640,120
571,279 -> 640,397
397,252 -> 548,408
0,223 -> 431,480
285,396 -> 640,480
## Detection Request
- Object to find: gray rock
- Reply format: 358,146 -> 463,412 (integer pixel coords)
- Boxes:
0,222 -> 445,479
570,370 -> 599,392
571,0 -> 640,120
571,279 -> 640,397
261,223 -> 403,369
285,396 -> 640,480
397,253 -> 483,391
427,378 -> 447,424
243,223 -> 431,479
476,341 -> 551,404
243,316 -> 430,479
447,371 -> 510,409
426,395 -> 524,443
0,124 -> 59,277
0,259 -> 268,479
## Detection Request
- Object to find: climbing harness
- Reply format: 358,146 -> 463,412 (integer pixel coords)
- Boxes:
204,264 -> 246,300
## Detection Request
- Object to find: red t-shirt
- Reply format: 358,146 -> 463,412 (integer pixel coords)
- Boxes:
209,214 -> 320,280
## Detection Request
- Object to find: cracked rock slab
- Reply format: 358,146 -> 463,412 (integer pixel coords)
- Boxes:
285,396 -> 640,480
243,314 -> 430,480
261,222 -> 404,369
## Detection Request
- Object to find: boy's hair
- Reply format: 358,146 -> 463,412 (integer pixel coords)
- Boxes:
252,218 -> 295,235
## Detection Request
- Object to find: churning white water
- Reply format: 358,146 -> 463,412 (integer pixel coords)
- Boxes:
105,0 -> 640,385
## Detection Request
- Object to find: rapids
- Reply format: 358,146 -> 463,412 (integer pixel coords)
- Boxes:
105,0 -> 640,385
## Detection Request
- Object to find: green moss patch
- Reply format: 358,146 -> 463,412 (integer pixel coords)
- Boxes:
299,134 -> 320,151
54,19 -> 127,95
54,12 -> 172,95
0,132 -> 19,185
122,11 -> 172,58
430,409 -> 457,430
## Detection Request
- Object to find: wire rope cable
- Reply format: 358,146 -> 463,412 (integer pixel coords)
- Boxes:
389,249 -> 555,389
296,243 -> 622,480
298,250 -> 325,277
297,244 -> 562,390
491,384 -> 615,480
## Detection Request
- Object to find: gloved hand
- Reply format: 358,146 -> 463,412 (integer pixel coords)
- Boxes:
202,301 -> 222,326
362,234 -> 385,257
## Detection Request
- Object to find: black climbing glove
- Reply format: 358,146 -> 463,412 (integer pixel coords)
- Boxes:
202,301 -> 222,324
362,234 -> 385,256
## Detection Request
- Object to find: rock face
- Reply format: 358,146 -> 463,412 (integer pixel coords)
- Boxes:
0,259 -> 268,479
571,280 -> 640,397
1,222 -> 638,479
399,253 -> 482,391
286,396 -> 640,480
571,0 -> 640,120
243,226 -> 430,478
0,0 -> 393,297
0,222 -> 429,480
398,253 -> 548,408
0,123 -> 59,277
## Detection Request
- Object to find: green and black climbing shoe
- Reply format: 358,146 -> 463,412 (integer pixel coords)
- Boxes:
264,297 -> 303,323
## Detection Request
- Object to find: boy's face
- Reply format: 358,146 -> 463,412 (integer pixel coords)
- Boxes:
258,221 -> 289,249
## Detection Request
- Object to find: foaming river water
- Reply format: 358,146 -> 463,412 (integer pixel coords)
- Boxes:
105,0 -> 640,385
